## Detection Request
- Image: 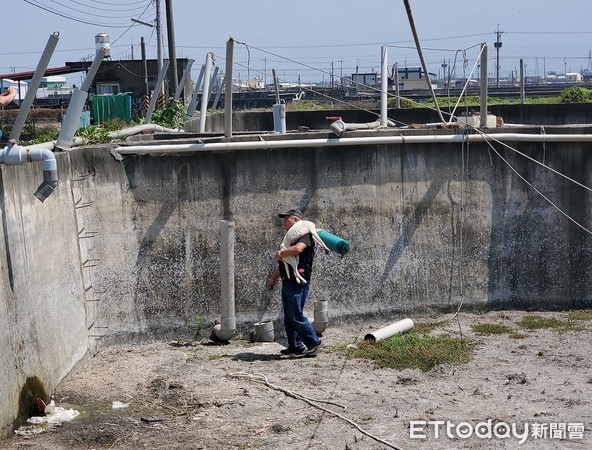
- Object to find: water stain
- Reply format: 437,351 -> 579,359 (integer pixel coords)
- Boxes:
14,376 -> 48,430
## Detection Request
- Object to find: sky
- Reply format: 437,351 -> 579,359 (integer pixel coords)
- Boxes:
4,0 -> 592,87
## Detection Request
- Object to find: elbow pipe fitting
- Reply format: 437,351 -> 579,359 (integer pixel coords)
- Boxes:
0,142 -> 58,201
330,120 -> 385,137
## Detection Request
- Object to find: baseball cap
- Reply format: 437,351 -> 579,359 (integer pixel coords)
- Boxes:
278,208 -> 303,219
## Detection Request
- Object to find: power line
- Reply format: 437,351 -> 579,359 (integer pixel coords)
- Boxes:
23,0 -> 152,27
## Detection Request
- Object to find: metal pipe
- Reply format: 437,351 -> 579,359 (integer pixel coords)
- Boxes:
115,132 -> 592,156
145,59 -> 170,124
479,43 -> 488,128
364,318 -> 414,342
199,53 -> 214,133
213,220 -> 236,341
10,32 -> 60,141
224,38 -> 234,138
0,141 -> 58,202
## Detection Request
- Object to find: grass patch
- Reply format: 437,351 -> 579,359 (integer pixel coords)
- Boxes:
413,320 -> 449,335
347,332 -> 475,372
471,323 -> 513,335
509,333 -> 527,340
517,315 -> 582,332
567,309 -> 592,321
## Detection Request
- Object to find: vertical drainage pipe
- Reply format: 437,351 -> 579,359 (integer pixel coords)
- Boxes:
312,300 -> 328,335
364,318 -> 414,342
479,43 -> 488,128
213,220 -> 236,341
10,32 -> 60,141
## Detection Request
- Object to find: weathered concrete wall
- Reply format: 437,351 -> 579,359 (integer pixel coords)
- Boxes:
1,127 -> 591,436
0,154 -> 87,437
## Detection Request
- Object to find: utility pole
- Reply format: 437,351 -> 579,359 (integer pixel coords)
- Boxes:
154,0 -> 163,77
494,24 -> 503,87
165,0 -> 178,96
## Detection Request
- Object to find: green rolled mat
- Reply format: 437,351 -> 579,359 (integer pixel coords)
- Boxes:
317,229 -> 350,256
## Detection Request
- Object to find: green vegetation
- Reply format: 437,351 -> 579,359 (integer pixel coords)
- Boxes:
413,320 -> 449,335
567,309 -> 592,321
20,126 -> 60,146
151,98 -> 186,128
517,314 -> 583,332
509,333 -> 527,340
347,332 -> 475,372
559,86 -> 591,103
471,323 -> 513,335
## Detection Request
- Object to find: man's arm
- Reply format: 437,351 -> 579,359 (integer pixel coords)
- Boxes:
266,268 -> 280,291
0,87 -> 17,107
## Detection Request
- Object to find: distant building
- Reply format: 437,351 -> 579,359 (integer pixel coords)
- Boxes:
566,72 -> 583,83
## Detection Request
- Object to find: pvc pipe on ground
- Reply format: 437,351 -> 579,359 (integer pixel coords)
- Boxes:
213,220 -> 236,341
364,318 -> 414,342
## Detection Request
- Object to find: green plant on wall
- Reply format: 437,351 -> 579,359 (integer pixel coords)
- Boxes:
151,98 -> 186,128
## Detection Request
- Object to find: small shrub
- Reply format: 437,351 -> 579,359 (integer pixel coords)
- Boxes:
559,86 -> 591,103
151,98 -> 186,128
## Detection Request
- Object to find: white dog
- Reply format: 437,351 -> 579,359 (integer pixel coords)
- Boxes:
279,220 -> 329,284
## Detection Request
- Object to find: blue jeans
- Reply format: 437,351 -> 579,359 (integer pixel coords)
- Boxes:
281,281 -> 321,350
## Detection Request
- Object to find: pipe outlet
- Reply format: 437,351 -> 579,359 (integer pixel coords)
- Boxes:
364,318 -> 414,342
0,142 -> 58,202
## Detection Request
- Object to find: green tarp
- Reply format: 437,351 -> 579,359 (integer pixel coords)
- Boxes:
92,93 -> 132,123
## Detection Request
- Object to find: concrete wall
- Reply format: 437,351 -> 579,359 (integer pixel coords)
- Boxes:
1,128 -> 591,435
187,103 -> 592,134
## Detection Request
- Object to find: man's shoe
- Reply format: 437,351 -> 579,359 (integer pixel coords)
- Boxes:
280,347 -> 305,356
305,342 -> 322,357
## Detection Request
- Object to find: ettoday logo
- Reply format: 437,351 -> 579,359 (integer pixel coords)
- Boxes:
410,420 -> 585,444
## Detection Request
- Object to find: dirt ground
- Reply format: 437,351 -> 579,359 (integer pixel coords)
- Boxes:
2,310 -> 591,450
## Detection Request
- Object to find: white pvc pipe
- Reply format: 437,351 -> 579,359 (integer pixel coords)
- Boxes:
312,300 -> 328,334
10,32 -> 60,141
199,52 -> 214,133
0,142 -> 58,202
364,318 -> 414,342
114,132 -> 592,156
380,45 -> 388,128
272,103 -> 286,133
213,220 -> 236,341
145,59 -> 170,124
